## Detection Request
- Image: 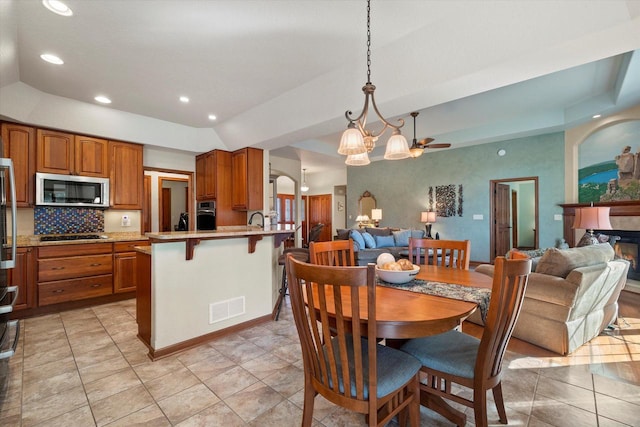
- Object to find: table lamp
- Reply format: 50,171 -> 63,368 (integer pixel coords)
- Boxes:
356,214 -> 370,228
371,209 -> 382,227
421,211 -> 436,238
573,205 -> 612,246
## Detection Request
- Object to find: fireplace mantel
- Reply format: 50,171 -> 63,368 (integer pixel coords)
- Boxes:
560,201 -> 640,246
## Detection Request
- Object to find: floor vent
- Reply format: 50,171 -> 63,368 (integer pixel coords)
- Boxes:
209,296 -> 246,324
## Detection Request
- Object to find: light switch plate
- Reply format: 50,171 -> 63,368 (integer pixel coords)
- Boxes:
473,214 -> 483,220
554,214 -> 563,221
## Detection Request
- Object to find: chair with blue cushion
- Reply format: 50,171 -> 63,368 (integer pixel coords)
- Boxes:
399,256 -> 531,427
286,255 -> 421,426
309,239 -> 355,266
408,238 -> 470,269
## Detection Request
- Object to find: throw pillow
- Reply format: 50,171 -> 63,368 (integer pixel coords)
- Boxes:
336,228 -> 351,241
362,232 -> 376,248
535,243 -> 614,278
410,229 -> 425,239
392,229 -> 412,247
375,235 -> 396,248
350,230 -> 365,251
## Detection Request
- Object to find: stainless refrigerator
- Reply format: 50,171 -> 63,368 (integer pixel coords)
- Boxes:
0,137 -> 20,394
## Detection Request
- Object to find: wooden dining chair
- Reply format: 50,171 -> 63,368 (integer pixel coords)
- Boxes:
408,238 -> 471,269
309,239 -> 356,266
399,256 -> 531,427
285,255 -> 422,427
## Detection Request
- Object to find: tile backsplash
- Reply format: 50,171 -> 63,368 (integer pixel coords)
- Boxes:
34,207 -> 104,235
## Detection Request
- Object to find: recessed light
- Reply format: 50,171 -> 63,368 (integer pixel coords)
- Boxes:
497,149 -> 506,157
592,114 -> 602,119
42,0 -> 73,16
208,114 -> 217,121
179,96 -> 189,103
40,53 -> 64,65
94,96 -> 112,104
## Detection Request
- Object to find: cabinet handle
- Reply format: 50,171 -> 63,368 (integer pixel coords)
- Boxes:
90,284 -> 101,288
52,289 -> 64,293
51,266 -> 65,270
89,263 -> 102,267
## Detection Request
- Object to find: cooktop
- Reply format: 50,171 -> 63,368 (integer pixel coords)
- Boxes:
40,234 -> 106,242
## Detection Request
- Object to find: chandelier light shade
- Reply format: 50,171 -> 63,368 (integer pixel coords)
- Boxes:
300,169 -> 309,192
345,151 -> 371,166
338,0 -> 409,165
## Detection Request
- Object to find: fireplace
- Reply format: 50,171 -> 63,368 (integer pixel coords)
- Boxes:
594,229 -> 639,281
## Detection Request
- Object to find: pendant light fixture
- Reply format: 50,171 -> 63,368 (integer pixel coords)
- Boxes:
337,0 -> 410,165
301,169 -> 309,192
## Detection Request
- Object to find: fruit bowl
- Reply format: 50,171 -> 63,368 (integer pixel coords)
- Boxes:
375,264 -> 420,284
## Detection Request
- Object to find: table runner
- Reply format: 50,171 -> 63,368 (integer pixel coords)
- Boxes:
377,278 -> 491,322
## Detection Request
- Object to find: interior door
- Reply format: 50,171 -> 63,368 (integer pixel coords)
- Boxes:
495,183 -> 511,259
161,188 -> 172,231
307,194 -> 332,242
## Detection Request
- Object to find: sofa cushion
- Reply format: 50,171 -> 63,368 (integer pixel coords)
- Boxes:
366,227 -> 392,237
336,228 -> 351,240
535,243 -> 615,278
392,229 -> 412,247
375,235 -> 396,248
410,230 -> 425,239
350,230 -> 365,250
362,232 -> 376,248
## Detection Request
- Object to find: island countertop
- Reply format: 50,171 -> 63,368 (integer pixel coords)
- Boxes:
144,224 -> 297,241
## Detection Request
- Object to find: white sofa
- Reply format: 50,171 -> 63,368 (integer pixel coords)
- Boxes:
473,243 -> 629,355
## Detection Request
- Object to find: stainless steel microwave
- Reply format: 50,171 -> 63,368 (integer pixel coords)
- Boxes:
36,172 -> 110,208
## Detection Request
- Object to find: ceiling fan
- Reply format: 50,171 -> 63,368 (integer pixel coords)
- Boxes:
409,112 -> 451,158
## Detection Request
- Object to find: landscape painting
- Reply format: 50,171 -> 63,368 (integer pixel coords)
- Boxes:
578,120 -> 640,203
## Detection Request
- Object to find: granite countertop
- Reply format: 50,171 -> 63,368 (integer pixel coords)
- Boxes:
14,232 -> 149,247
145,224 -> 297,241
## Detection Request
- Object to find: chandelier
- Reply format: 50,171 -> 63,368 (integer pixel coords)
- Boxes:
339,0 -> 410,166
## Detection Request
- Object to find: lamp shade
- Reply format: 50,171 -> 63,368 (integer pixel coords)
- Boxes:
383,133 -> 410,160
356,215 -> 370,222
573,207 -> 612,230
371,209 -> 382,221
421,211 -> 436,223
338,126 -> 366,155
345,151 -> 371,166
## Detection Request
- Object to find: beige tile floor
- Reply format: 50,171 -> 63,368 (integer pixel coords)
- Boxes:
1,295 -> 639,426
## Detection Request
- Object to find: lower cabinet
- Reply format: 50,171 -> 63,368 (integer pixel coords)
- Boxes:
37,243 -> 113,306
8,247 -> 36,312
114,240 -> 148,293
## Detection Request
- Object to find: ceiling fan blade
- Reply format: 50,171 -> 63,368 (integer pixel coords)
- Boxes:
418,137 -> 435,145
425,143 -> 452,149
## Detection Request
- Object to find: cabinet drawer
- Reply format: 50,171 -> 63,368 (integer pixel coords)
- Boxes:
38,243 -> 112,258
38,254 -> 113,282
114,240 -> 148,253
38,275 -> 113,306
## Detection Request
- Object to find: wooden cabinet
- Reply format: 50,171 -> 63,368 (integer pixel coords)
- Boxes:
1,123 -> 36,207
231,147 -> 263,211
195,151 -> 216,200
74,135 -> 109,177
36,129 -> 75,174
37,243 -> 113,306
113,240 -> 148,293
7,247 -> 36,312
109,141 -> 143,209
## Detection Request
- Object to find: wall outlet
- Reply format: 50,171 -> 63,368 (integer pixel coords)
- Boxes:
121,215 -> 131,227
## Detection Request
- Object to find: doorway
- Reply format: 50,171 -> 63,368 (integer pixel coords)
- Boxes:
490,177 -> 538,262
158,177 -> 191,232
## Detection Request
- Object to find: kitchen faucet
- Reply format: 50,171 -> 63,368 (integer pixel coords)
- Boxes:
248,211 -> 264,227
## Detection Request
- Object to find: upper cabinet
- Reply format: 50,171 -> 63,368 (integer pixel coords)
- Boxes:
195,151 -> 216,200
109,141 -> 143,209
231,147 -> 263,211
1,123 -> 36,207
74,136 -> 109,177
37,129 -> 108,177
36,129 -> 75,174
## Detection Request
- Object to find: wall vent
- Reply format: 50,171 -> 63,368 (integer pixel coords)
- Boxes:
209,296 -> 246,324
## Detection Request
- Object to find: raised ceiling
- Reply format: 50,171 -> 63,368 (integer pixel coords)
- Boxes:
1,1 -> 639,171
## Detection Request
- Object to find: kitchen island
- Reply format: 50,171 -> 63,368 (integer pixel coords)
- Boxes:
137,225 -> 296,360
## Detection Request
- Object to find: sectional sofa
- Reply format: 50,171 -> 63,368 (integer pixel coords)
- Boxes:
335,227 -> 425,266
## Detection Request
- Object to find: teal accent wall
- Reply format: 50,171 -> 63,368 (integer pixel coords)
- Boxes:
347,132 -> 565,262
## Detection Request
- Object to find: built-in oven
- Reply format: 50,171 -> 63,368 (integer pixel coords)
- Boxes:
197,201 -> 216,231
